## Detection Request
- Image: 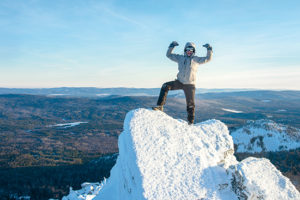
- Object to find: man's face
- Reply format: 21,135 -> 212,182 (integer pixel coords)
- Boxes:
185,47 -> 194,57
186,50 -> 193,57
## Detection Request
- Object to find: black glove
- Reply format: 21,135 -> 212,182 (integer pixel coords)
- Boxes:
169,41 -> 179,48
203,43 -> 212,51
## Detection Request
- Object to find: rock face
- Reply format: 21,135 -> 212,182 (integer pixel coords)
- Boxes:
63,109 -> 300,200
231,119 -> 300,153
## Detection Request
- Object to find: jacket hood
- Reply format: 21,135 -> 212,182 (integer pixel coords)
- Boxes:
184,42 -> 196,56
184,42 -> 196,49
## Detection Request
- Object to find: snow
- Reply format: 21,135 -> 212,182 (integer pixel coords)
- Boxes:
96,93 -> 156,97
96,94 -> 110,97
63,183 -> 104,200
231,119 -> 300,153
277,109 -> 287,112
63,109 -> 300,200
229,157 -> 299,199
47,94 -> 68,96
48,122 -> 88,128
222,108 -> 243,113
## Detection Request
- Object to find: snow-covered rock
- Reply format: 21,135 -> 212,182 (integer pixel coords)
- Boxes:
63,183 -> 104,200
229,157 -> 299,200
231,119 -> 300,153
63,109 -> 300,200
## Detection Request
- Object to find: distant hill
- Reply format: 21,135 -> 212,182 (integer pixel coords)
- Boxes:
0,91 -> 299,167
0,87 -> 260,97
231,119 -> 300,153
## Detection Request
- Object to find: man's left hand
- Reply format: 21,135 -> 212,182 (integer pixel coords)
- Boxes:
203,43 -> 212,51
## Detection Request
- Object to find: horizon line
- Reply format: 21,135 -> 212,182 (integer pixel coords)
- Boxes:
0,86 -> 299,92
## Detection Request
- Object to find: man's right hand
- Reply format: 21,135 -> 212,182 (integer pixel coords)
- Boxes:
169,41 -> 179,48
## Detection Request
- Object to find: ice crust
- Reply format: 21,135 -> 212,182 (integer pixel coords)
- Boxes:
63,109 -> 300,200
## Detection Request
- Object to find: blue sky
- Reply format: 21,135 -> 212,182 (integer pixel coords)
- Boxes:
0,0 -> 300,89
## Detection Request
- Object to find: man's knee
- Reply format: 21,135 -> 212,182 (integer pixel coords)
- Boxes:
162,82 -> 171,91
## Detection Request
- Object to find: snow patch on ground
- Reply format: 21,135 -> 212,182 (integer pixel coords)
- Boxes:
48,122 -> 88,128
96,93 -> 110,97
47,94 -> 69,96
276,109 -> 287,112
96,93 -> 156,97
222,108 -> 243,113
63,109 -> 300,200
63,182 -> 104,200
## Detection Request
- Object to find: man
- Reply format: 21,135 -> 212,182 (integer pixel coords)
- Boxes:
153,41 -> 213,125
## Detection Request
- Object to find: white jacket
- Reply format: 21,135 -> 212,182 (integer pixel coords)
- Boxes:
166,42 -> 213,85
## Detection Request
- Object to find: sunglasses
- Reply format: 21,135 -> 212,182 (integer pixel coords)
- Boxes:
185,47 -> 195,52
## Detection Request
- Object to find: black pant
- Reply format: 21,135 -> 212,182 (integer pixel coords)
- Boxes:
157,80 -> 196,123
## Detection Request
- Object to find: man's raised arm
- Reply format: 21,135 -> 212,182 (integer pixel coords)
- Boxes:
194,43 -> 213,64
166,41 -> 180,62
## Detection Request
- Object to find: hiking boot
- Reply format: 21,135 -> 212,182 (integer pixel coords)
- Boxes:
152,105 -> 163,112
188,120 -> 194,125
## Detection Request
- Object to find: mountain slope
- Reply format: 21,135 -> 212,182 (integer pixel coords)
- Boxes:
231,119 -> 300,153
63,109 -> 300,200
